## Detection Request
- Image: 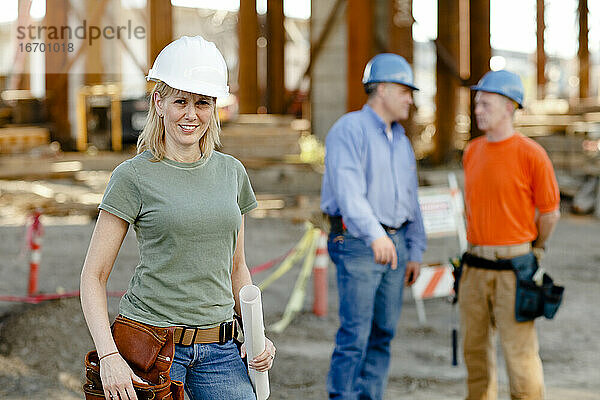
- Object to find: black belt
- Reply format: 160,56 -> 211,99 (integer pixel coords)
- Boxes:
328,215 -> 407,235
462,252 -> 514,271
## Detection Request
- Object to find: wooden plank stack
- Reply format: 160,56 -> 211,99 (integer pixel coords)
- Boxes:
219,114 -> 306,162
0,126 -> 50,154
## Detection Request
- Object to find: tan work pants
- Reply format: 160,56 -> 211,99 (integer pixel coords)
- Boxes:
458,244 -> 544,400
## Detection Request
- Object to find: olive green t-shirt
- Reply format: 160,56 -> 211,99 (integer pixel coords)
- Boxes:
99,150 -> 257,328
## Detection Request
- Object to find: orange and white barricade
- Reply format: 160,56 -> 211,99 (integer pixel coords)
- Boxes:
411,264 -> 455,323
413,172 -> 466,324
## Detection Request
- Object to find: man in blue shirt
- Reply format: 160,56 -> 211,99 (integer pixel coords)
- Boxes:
321,53 -> 427,400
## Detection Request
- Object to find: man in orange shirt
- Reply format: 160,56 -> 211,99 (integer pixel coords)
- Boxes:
460,70 -> 560,400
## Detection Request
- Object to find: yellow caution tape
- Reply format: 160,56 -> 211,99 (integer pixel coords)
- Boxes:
270,229 -> 320,333
258,223 -> 315,291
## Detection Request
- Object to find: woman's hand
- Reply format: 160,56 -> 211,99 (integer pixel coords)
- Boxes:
99,352 -> 144,400
241,337 -> 276,372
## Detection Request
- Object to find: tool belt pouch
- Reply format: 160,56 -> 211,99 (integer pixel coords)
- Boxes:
82,316 -> 184,400
511,253 -> 564,322
111,315 -> 172,374
541,274 -> 564,319
84,350 -> 184,400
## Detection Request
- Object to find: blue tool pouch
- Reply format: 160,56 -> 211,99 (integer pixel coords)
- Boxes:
511,253 -> 564,322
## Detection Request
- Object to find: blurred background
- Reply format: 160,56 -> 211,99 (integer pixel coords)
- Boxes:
0,0 -> 599,208
0,0 -> 599,163
0,0 -> 598,231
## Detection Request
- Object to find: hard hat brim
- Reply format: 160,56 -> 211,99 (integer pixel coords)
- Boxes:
364,80 -> 419,91
146,75 -> 229,99
470,85 -> 523,109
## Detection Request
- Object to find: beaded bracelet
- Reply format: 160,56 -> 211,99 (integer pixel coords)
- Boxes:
99,351 -> 119,361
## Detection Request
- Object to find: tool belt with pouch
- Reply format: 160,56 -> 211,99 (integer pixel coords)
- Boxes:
83,315 -> 184,400
461,251 -> 564,322
172,318 -> 241,346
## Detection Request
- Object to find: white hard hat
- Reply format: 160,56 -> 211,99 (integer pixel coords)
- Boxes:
146,35 -> 229,98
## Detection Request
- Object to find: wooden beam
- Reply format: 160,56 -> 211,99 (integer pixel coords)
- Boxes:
434,0 -> 460,164
238,0 -> 259,113
85,0 -> 104,85
45,0 -> 71,148
46,0 -> 110,99
9,0 -> 33,90
578,0 -> 589,99
147,0 -> 172,75
388,0 -> 413,63
468,0 -> 491,139
267,0 -> 285,114
388,0 -> 417,141
536,0 -> 546,99
347,0 -> 374,112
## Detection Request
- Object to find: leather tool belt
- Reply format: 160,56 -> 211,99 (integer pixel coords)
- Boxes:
83,315 -> 184,400
328,215 -> 407,235
461,252 -> 514,270
173,319 -> 239,346
84,350 -> 184,400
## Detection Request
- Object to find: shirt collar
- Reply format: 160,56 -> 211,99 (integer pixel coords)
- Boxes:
361,104 -> 402,133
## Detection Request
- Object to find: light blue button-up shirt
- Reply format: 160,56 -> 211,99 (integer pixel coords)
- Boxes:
320,104 -> 427,262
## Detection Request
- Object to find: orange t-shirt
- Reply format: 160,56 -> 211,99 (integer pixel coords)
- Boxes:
463,133 -> 560,245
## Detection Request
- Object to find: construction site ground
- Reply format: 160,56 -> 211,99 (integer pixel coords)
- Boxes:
0,152 -> 599,399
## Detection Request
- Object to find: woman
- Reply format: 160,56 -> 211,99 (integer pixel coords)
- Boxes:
80,36 -> 275,400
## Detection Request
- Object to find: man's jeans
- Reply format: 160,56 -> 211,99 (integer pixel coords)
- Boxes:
327,229 -> 408,400
169,340 -> 256,400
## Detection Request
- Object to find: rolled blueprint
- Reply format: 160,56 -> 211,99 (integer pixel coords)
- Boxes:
239,284 -> 270,400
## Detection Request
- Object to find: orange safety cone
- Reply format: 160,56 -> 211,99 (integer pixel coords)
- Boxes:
27,210 -> 43,296
312,230 -> 329,317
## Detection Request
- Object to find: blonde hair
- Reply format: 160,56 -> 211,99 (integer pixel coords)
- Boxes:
137,81 -> 221,162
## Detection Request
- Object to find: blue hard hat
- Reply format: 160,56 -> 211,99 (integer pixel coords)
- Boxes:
471,70 -> 524,109
362,53 -> 419,91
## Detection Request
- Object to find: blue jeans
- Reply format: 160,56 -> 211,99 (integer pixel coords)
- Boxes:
169,340 -> 255,400
327,229 -> 408,400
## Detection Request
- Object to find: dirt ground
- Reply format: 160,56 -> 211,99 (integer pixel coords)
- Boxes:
0,201 -> 599,399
